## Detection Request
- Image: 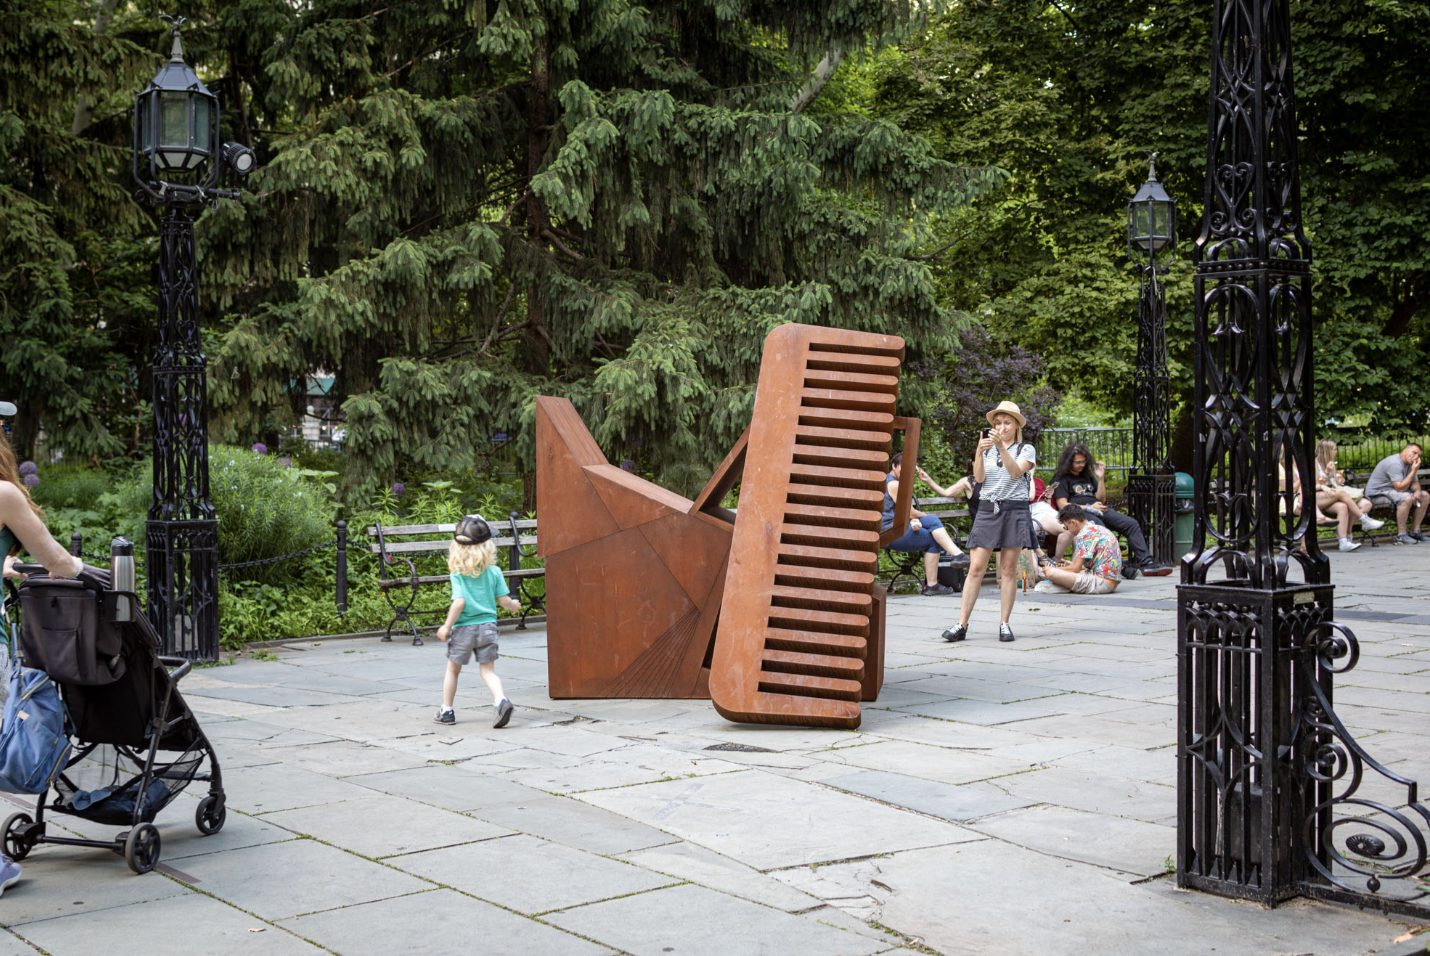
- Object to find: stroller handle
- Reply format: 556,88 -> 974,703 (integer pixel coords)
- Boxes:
12,563 -> 108,594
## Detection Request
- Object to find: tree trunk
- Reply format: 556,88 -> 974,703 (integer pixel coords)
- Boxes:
523,31 -> 552,380
10,398 -> 45,463
71,0 -> 121,137
789,48 -> 843,114
1382,277 -> 1422,339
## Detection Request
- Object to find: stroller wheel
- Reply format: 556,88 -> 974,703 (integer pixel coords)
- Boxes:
2,813 -> 34,861
196,795 -> 226,835
124,823 -> 161,875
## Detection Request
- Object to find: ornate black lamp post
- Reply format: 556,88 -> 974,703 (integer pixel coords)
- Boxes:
1178,0 -> 1430,916
1125,155 -> 1177,567
133,17 -> 256,660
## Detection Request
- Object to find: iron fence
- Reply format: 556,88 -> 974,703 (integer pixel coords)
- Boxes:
1322,433 -> 1430,472
1035,427 -> 1135,477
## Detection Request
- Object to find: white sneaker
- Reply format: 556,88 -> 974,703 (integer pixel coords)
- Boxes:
1034,579 -> 1065,593
1360,514 -> 1385,531
1338,537 -> 1362,552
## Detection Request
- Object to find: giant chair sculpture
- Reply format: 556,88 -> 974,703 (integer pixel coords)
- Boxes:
538,324 -> 918,728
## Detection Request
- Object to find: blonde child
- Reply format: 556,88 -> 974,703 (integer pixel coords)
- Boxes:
434,515 -> 520,727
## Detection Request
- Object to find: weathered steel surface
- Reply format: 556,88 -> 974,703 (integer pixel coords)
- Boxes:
537,396 -> 732,699
709,324 -> 911,729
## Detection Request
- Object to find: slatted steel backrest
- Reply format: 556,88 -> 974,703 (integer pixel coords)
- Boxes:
709,324 -> 916,729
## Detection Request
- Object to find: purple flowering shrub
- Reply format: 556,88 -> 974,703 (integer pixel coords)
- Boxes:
390,482 -> 406,496
913,325 -> 1062,467
251,443 -> 268,455
21,473 -> 38,488
17,461 -> 37,476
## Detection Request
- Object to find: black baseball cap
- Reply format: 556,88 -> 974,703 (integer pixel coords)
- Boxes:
454,515 -> 492,545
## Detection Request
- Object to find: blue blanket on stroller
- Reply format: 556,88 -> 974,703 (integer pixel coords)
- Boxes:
67,778 -> 171,819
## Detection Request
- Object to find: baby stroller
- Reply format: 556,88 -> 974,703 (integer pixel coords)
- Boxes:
0,564 -> 225,874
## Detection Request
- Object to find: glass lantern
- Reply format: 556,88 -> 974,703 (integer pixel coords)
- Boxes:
1127,158 -> 1177,258
134,26 -> 218,177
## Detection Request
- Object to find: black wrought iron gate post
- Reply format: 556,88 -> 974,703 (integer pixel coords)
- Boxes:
1178,0 -> 1430,917
1128,256 -> 1175,567
146,203 -> 220,660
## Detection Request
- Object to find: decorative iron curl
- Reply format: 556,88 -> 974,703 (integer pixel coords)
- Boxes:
1306,620 -> 1360,675
1305,798 -> 1430,898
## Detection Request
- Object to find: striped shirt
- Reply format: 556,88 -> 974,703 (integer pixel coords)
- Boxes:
979,443 -> 1036,502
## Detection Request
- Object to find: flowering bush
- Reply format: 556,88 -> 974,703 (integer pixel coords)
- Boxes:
914,324 -> 1062,469
17,461 -> 37,476
390,482 -> 406,496
21,473 -> 38,488
251,443 -> 268,455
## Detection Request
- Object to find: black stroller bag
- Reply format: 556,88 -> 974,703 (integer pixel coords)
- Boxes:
18,577 -> 126,686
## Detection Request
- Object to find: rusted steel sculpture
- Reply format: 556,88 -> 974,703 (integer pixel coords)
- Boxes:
536,396 -> 737,698
538,324 -> 916,727
709,324 -> 915,728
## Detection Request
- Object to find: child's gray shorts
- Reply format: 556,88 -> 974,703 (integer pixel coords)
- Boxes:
447,622 -> 500,665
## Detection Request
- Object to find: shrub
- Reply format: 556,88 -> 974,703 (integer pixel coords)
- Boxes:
208,445 -> 334,581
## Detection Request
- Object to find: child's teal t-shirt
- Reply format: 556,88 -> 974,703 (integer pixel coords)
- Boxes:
451,565 -> 510,625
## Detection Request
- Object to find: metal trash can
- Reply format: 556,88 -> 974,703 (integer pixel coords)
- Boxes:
1174,471 -> 1197,558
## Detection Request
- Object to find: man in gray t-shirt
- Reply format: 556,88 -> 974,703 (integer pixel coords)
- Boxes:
1365,443 -> 1428,543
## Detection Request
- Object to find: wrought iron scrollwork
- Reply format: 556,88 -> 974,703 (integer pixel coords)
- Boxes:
1292,622 -> 1430,910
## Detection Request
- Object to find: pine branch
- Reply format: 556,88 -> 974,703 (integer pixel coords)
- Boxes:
789,49 -> 844,114
542,229 -> 584,260
908,201 -> 1038,260
479,282 -> 519,355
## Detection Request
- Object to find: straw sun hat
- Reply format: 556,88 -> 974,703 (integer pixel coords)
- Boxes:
985,401 -> 1027,429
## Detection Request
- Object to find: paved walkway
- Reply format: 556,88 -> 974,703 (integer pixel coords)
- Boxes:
3,546 -> 1428,955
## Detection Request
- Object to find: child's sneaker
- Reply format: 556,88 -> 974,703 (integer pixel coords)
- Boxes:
0,856 -> 20,897
433,707 -> 456,726
493,698 -> 514,729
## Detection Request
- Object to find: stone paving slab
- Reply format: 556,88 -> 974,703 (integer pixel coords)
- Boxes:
817,769 -> 1034,822
966,805 -> 1173,876
389,833 -> 676,914
162,838 -> 434,920
617,841 -> 824,912
12,893 -> 327,956
576,769 -> 978,870
279,888 -> 613,956
261,793 -> 513,858
544,883 -> 886,956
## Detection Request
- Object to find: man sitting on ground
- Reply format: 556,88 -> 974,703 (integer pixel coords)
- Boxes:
1365,443 -> 1429,545
1034,504 -> 1121,595
1050,442 -> 1169,577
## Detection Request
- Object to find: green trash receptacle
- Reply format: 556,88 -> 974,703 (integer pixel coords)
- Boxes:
1174,471 -> 1196,558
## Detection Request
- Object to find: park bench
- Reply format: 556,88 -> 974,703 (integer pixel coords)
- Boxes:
367,513 -> 545,644
881,496 -> 972,592
1341,466 -> 1430,547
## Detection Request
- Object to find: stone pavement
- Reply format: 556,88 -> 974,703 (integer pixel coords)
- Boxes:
3,545 -> 1429,955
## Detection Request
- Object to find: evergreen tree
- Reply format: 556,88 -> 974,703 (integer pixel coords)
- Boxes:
197,0 -> 1001,498
0,0 -> 155,461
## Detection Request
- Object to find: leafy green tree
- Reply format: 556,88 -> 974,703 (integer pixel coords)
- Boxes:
196,0 -> 1001,499
862,0 -> 1430,444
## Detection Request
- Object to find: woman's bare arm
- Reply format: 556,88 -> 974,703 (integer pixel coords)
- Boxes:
0,483 -> 82,578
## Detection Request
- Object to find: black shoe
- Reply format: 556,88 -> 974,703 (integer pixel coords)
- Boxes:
949,553 -> 971,567
921,583 -> 954,596
1138,561 -> 1173,577
998,623 -> 1014,642
493,698 -> 514,729
941,623 -> 967,643
1121,566 -> 1140,580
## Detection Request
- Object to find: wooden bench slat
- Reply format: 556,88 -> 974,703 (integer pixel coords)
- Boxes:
371,536 -> 533,555
379,567 -> 546,588
366,520 -> 539,536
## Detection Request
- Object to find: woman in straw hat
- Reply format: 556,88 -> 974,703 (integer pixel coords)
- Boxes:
941,401 -> 1035,644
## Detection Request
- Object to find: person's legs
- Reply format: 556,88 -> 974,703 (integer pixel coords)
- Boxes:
1100,508 -> 1152,565
1396,496 -> 1412,534
442,661 -> 461,709
996,546 -> 1019,624
923,550 -> 939,586
1040,564 -> 1080,589
478,661 -> 506,705
956,547 -> 993,626
1413,491 -> 1429,532
929,524 -> 963,557
1329,499 -> 1350,540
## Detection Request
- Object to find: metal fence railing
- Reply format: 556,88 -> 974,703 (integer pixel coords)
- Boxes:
1035,427 -> 1135,477
1323,434 -> 1430,472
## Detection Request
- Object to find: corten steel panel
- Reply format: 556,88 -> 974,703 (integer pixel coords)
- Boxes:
709,324 -> 909,729
537,397 -> 733,699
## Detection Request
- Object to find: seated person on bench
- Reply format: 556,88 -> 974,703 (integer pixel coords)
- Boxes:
1033,504 -> 1121,595
1051,442 -> 1167,578
885,453 -> 968,596
1365,443 -> 1429,545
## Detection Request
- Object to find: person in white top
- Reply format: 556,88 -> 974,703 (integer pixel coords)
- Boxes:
1314,439 -> 1382,550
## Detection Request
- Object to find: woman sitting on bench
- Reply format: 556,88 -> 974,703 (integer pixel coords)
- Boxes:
884,453 -> 968,596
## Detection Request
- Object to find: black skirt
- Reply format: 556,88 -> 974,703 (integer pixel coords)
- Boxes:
967,499 -> 1034,551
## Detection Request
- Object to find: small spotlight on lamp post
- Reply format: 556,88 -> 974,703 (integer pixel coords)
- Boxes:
1126,153 -> 1177,567
132,15 -> 258,660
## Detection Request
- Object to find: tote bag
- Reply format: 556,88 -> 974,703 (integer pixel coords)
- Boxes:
0,665 -> 72,794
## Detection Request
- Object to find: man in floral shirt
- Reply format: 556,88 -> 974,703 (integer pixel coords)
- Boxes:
1033,504 -> 1122,594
